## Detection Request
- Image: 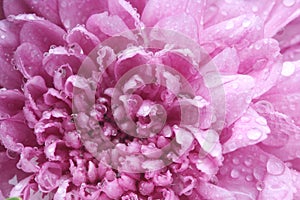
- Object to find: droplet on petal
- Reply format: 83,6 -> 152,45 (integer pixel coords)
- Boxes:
281,61 -> 295,77
256,181 -> 265,191
247,129 -> 262,140
230,169 -> 240,179
282,0 -> 296,7
266,158 -> 285,176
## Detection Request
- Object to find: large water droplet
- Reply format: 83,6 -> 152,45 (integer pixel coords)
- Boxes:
281,61 -> 295,77
230,169 -> 240,179
282,0 -> 296,7
244,158 -> 252,167
246,175 -> 253,182
267,158 -> 285,176
256,181 -> 265,191
247,129 -> 262,140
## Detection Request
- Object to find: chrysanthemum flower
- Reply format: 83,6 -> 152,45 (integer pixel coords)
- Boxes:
0,0 -> 300,199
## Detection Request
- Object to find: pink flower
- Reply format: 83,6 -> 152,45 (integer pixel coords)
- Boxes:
0,0 -> 300,199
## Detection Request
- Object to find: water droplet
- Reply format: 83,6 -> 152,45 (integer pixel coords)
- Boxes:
247,129 -> 262,140
232,157 -> 240,165
266,158 -> 285,176
281,61 -> 295,76
244,158 -> 252,167
230,169 -> 240,179
256,181 -> 265,191
253,167 -> 265,180
241,116 -> 250,123
246,175 -> 253,182
283,0 -> 295,7
225,21 -> 234,30
242,19 -> 251,28
252,6 -> 258,12
255,117 -> 267,125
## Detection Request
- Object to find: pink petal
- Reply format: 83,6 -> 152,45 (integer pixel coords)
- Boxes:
0,89 -> 24,119
65,25 -> 100,54
223,106 -> 270,153
154,13 -> 198,42
238,38 -> 282,97
0,20 -> 21,49
196,181 -> 236,200
0,150 -> 29,198
23,0 -> 61,25
212,47 -> 240,74
201,14 -> 263,55
0,114 -> 36,152
3,0 -> 31,17
86,12 -> 131,42
219,75 -> 255,126
58,0 -> 108,29
20,20 -> 66,52
14,42 -> 47,79
0,56 -> 23,89
217,145 -> 294,200
264,0 -> 300,37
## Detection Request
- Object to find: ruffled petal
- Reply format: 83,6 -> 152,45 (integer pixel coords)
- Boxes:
58,0 -> 108,29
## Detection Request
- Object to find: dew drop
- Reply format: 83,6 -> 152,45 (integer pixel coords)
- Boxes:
225,21 -> 234,30
242,19 -> 251,28
232,157 -> 240,165
244,158 -> 252,167
247,129 -> 262,140
255,117 -> 267,125
266,158 -> 285,176
282,0 -> 296,7
230,169 -> 240,179
256,181 -> 265,191
240,116 -> 250,123
246,175 -> 253,182
253,167 -> 265,180
281,61 -> 295,77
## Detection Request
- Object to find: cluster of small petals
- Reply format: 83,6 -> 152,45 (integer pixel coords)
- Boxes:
1,0 -> 300,200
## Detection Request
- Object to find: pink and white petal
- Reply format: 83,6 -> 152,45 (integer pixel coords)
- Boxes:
20,20 -> 66,52
3,0 -> 31,17
86,12 -> 131,42
23,0 -> 61,25
223,107 -> 270,153
0,57 -> 23,89
238,38 -> 282,98
58,0 -> 108,29
108,0 -> 144,29
154,13 -> 198,42
217,145 -> 294,200
65,25 -> 100,54
264,0 -> 300,37
203,0 -> 275,28
14,42 -> 48,79
212,47 -> 240,74
0,89 -> 24,119
0,150 -> 29,198
43,46 -> 83,77
220,75 -> 255,126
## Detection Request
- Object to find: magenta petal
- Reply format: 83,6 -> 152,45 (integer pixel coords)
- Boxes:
3,0 -> 31,17
217,145 -> 294,200
86,12 -> 131,41
0,151 -> 29,198
0,115 -> 36,152
0,89 -> 24,119
58,0 -> 108,29
66,25 -> 100,54
223,106 -> 270,153
23,0 -> 61,25
20,20 -> 65,52
14,42 -> 45,79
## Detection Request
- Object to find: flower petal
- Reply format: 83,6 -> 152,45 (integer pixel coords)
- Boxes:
3,0 -> 31,17
58,0 -> 108,29
0,89 -> 24,119
20,20 -> 66,52
222,106 -> 270,153
217,145 -> 294,200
